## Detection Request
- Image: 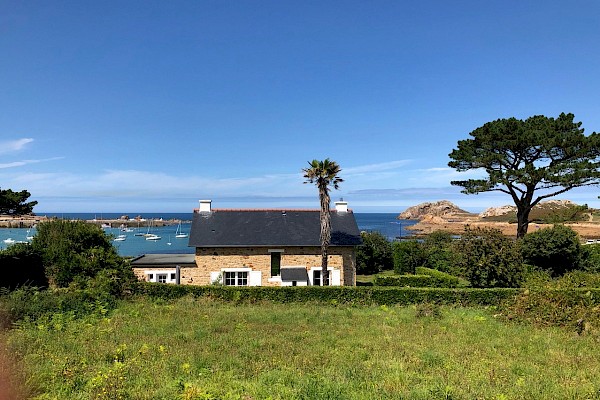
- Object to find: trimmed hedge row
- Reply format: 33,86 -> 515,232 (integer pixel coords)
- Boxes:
373,274 -> 434,287
134,282 -> 520,306
372,268 -> 463,288
415,267 -> 464,288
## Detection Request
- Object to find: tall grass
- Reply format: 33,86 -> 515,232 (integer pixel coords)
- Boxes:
6,296 -> 600,399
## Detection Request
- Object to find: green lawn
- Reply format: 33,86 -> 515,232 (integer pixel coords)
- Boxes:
5,297 -> 600,399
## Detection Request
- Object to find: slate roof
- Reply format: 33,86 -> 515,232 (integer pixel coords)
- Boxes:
188,209 -> 362,247
130,254 -> 196,267
280,267 -> 309,282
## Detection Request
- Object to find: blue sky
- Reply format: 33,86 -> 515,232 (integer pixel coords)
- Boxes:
2,1 -> 600,213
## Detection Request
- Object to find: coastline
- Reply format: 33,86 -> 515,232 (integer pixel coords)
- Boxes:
0,215 -> 187,229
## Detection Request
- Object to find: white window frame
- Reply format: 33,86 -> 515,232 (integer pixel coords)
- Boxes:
145,269 -> 177,284
309,267 -> 341,286
224,270 -> 248,286
211,268 -> 262,286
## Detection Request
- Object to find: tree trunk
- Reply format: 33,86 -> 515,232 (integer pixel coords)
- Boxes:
516,206 -> 531,239
321,246 -> 329,286
320,184 -> 331,286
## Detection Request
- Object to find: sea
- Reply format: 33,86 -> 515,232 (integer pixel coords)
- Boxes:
0,213 -> 417,257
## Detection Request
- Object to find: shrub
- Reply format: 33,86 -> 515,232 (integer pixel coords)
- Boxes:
392,240 -> 426,274
580,243 -> 600,273
356,231 -> 393,274
501,288 -> 600,331
30,219 -> 131,293
453,227 -> 524,288
0,287 -> 112,328
521,224 -> 583,276
415,267 -> 465,288
0,243 -> 47,289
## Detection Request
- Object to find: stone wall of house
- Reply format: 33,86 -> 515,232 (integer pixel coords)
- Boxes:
185,246 -> 356,286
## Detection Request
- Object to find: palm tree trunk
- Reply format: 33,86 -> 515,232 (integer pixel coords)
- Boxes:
320,183 -> 331,285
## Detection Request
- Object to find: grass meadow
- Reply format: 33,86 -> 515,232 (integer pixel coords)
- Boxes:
5,296 -> 600,399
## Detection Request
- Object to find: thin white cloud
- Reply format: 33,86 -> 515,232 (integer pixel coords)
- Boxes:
0,157 -> 64,169
0,138 -> 34,154
344,160 -> 412,175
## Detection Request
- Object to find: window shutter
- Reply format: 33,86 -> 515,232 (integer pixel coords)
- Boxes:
210,271 -> 222,285
331,269 -> 341,286
249,271 -> 262,286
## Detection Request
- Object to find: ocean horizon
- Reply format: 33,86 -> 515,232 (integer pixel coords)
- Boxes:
1,213 -> 416,257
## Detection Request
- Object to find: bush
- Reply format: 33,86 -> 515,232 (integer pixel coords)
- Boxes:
422,230 -> 459,274
0,287 -> 113,328
522,270 -> 600,289
30,219 -> 131,292
0,243 -> 47,289
501,288 -> 600,331
415,267 -> 465,288
580,243 -> 600,273
392,240 -> 426,274
521,225 -> 583,276
453,227 -> 524,288
356,231 -> 393,274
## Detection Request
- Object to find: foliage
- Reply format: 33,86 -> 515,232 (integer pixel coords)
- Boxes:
448,113 -> 600,237
522,270 -> 600,289
302,158 -> 343,285
134,282 -> 519,306
422,230 -> 460,274
373,274 -> 433,287
391,231 -> 459,276
0,188 -> 37,215
415,267 -> 467,288
8,297 -> 600,399
392,240 -> 426,274
356,231 -> 393,274
373,268 -> 464,288
483,203 -> 591,224
539,203 -> 590,224
580,243 -> 600,273
30,219 -> 134,289
453,227 -> 525,288
521,225 -> 583,276
0,243 -> 47,289
501,288 -> 600,332
0,286 -> 112,329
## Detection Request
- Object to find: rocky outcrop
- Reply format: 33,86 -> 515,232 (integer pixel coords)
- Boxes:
479,205 -> 516,218
479,200 -> 578,218
398,200 -> 472,220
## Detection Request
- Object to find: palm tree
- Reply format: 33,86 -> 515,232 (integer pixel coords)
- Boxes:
303,159 -> 343,286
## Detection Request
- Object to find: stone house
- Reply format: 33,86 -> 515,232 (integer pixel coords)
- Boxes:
183,199 -> 362,286
131,253 -> 196,284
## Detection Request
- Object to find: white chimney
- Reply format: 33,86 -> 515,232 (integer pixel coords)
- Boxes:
334,200 -> 348,213
199,200 -> 212,212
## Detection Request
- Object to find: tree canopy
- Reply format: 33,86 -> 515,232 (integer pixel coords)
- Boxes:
0,188 -> 37,215
448,113 -> 600,237
31,219 -> 129,288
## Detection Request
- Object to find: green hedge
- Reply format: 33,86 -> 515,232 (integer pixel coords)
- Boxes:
415,267 -> 464,288
134,282 -> 520,306
372,268 -> 463,288
373,274 -> 434,287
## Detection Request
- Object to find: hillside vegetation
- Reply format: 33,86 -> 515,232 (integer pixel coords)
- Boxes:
481,201 -> 591,224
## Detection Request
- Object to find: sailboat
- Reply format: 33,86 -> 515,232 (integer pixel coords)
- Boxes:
175,222 -> 188,238
144,220 -> 161,241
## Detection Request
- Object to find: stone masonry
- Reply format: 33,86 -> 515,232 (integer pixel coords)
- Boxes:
181,246 -> 356,286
